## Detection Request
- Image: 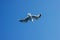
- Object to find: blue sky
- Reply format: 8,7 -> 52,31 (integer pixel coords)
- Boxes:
1,0 -> 60,40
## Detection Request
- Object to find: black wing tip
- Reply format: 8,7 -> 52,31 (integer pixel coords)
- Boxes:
39,13 -> 41,17
19,20 -> 23,22
19,20 -> 28,23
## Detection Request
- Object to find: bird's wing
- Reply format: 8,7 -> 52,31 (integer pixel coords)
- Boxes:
32,14 -> 41,19
19,16 -> 30,22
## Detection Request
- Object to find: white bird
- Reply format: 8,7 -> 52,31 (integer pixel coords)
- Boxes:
19,13 -> 41,22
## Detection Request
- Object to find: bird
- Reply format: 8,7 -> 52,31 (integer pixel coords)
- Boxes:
19,13 -> 41,22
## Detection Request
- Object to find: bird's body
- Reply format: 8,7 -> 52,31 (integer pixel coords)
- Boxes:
19,13 -> 41,22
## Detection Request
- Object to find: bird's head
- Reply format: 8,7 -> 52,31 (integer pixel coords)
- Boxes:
28,13 -> 32,16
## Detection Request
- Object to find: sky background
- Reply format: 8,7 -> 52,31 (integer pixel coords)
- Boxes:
1,0 -> 60,40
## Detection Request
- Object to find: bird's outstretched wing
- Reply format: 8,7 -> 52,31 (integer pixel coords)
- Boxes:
19,16 -> 30,22
32,14 -> 41,19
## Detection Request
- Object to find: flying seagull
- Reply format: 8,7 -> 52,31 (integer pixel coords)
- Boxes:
19,13 -> 41,22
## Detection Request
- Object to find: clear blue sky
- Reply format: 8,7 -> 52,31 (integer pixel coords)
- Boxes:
1,0 -> 60,40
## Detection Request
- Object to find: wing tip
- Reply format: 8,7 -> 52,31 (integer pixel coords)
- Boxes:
19,20 -> 22,22
38,13 -> 41,18
19,19 -> 24,22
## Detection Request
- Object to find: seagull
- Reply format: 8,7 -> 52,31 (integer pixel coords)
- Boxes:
19,13 -> 41,22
